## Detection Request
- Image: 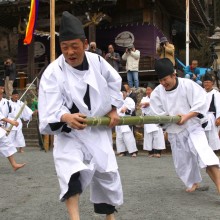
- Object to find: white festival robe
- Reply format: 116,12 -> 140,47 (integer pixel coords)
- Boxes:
140,96 -> 165,151
115,97 -> 138,154
204,89 -> 220,151
7,100 -> 33,148
0,98 -> 17,157
38,52 -> 124,204
150,78 -> 219,188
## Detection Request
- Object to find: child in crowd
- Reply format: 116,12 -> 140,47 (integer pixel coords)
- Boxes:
140,83 -> 165,158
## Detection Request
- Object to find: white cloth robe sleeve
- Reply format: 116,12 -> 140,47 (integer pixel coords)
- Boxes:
20,102 -> 33,121
116,97 -> 135,133
214,90 -> 220,119
38,69 -> 72,135
150,78 -> 209,133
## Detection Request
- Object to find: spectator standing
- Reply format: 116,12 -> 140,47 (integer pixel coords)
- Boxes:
150,58 -> 220,193
105,44 -> 121,72
38,11 -> 123,220
156,37 -> 175,66
202,72 -> 220,153
89,41 -> 102,56
140,83 -> 165,158
4,58 -> 17,99
122,44 -> 140,88
184,60 -> 202,86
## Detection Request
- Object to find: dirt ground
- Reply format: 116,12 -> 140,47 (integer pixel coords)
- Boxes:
0,147 -> 220,220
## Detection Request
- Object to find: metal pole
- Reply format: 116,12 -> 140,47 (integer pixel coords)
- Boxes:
186,0 -> 190,66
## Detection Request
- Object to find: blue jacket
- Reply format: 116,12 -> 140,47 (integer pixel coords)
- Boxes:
184,65 -> 200,80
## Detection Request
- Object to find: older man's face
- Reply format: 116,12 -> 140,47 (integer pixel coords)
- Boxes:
60,39 -> 88,67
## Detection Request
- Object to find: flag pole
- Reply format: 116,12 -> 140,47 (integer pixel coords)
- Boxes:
186,0 -> 190,66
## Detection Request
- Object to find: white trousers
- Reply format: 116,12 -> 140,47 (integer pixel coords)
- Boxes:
168,124 -> 219,188
143,128 -> 165,151
0,135 -> 17,158
53,135 -> 123,206
116,128 -> 138,154
8,129 -> 26,148
205,114 -> 220,151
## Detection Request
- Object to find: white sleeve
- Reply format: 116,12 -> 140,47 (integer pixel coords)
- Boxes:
214,90 -> 220,119
124,97 -> 135,112
21,104 -> 33,121
38,67 -> 70,135
130,50 -> 140,60
149,87 -> 167,116
185,80 -> 209,115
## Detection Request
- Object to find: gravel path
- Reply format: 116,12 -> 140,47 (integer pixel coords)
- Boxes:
0,147 -> 220,220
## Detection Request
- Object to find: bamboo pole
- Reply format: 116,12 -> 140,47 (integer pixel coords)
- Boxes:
85,115 -> 181,126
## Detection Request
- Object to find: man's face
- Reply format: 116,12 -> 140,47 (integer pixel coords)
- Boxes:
191,61 -> 198,69
159,74 -> 176,91
60,39 -> 88,67
0,86 -> 4,94
108,45 -> 114,53
12,94 -> 19,101
90,43 -> 96,51
203,80 -> 213,91
124,84 -> 130,93
146,87 -> 153,97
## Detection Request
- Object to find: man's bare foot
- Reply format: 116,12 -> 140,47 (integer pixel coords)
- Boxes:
154,154 -> 161,158
18,149 -> 24,153
131,153 -> 137,158
106,213 -> 115,220
186,183 -> 199,192
148,154 -> 154,158
13,163 -> 26,171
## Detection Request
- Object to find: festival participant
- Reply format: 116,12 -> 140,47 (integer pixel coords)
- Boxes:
140,83 -> 165,158
38,11 -> 123,220
202,72 -> 220,153
7,90 -> 33,153
150,58 -> 220,193
115,91 -> 138,157
0,80 -> 25,170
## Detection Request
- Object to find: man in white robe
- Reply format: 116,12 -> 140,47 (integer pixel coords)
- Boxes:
7,90 -> 33,153
140,83 -> 165,158
202,72 -> 220,152
0,80 -> 25,170
150,58 -> 220,193
115,91 -> 138,157
38,12 -> 123,220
